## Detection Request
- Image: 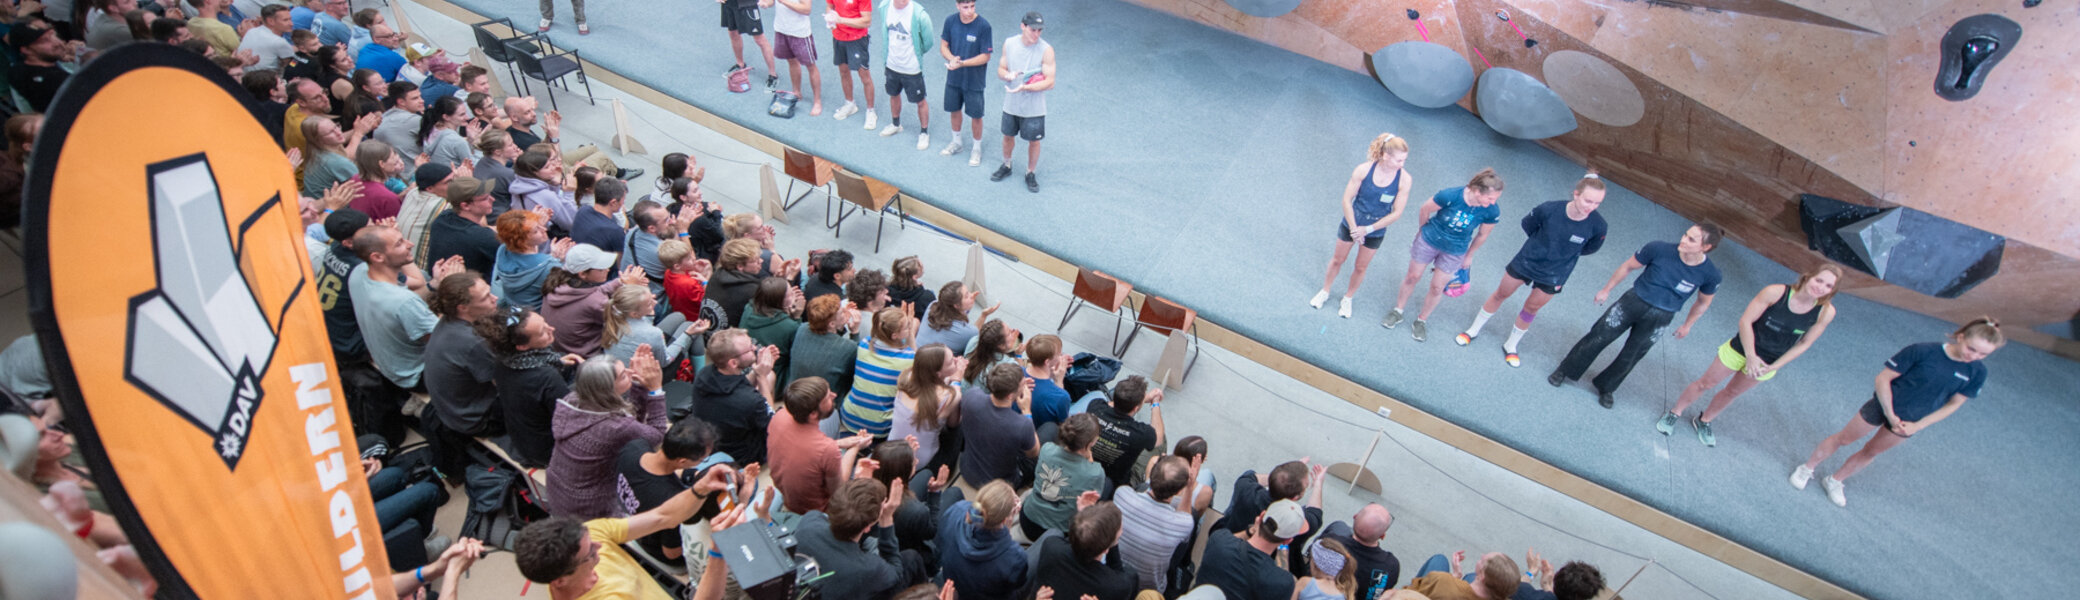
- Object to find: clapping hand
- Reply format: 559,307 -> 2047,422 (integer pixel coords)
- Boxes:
684,319 -> 713,336
631,346 -> 665,391
322,180 -> 362,211
619,265 -> 649,286
927,464 -> 950,492
851,457 -> 881,481
285,147 -> 304,170
550,238 -> 576,260
431,256 -> 466,283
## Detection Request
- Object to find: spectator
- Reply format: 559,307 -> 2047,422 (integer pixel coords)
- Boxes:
1224,459 -> 1326,576
314,44 -> 356,99
625,200 -> 697,306
541,244 -> 646,356
398,162 -> 460,264
349,7 -> 380,54
288,0 -> 319,30
841,307 -> 919,437
918,281 -> 994,354
423,271 -> 504,439
8,21 -> 74,113
938,480 -> 1028,597
1199,499 -> 1309,600
1543,561 -> 1605,600
885,257 -> 934,319
235,3 -> 294,70
0,115 -> 41,231
514,464 -> 738,599
314,209 -> 373,364
347,139 -> 409,220
420,96 -> 478,170
1023,334 -> 1072,430
743,277 -> 806,383
546,352 -> 670,520
614,418 -> 721,561
425,176 -> 500,275
356,23 -> 406,81
868,441 -> 956,563
241,70 -> 290,146
707,238 -> 765,327
503,95 -> 638,179
1314,504 -> 1401,597
792,294 -> 861,401
492,209 -> 569,309
372,80 -> 426,160
570,165 -> 602,210
804,249 -> 856,301
658,238 -> 711,322
418,55 -> 464,104
1032,498 -> 1136,600
1404,552 -> 1519,600
458,65 -> 494,100
148,16 -> 190,44
1087,375 -> 1164,490
284,77 -> 335,156
770,377 -> 874,514
298,93 -> 374,198
185,0 -> 240,56
1116,455 -> 1195,593
349,225 -> 451,390
720,212 -> 798,280
673,177 -> 726,263
474,128 -> 521,211
603,286 -> 704,369
570,176 -> 629,252
691,329 -> 779,466
961,319 -> 1021,388
357,443 -> 449,572
1170,435 -> 1217,516
847,269 -> 892,333
1019,412 -> 1104,539
512,146 -> 580,237
1298,538 -> 1361,600
958,363 -> 1038,488
282,30 -> 322,81
646,152 -> 703,202
475,306 -> 575,468
889,344 -> 965,472
86,0 -> 140,52
311,0 -> 351,48
793,477 -> 920,600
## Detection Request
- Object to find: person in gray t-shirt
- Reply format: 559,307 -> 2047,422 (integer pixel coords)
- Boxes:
988,12 -> 1055,193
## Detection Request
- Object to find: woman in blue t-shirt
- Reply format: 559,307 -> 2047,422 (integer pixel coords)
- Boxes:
1791,318 -> 2003,507
1311,133 -> 1412,318
1661,265 -> 1840,446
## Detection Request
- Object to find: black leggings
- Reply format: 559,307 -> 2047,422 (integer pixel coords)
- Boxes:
1554,290 -> 1676,393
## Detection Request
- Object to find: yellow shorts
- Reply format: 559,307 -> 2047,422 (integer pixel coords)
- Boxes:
1718,341 -> 1778,382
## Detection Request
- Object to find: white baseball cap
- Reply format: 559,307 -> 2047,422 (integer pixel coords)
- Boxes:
563,244 -> 618,272
1262,499 -> 1311,540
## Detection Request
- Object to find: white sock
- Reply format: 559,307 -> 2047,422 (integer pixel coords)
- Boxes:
1503,325 -> 1529,353
1466,310 -> 1494,337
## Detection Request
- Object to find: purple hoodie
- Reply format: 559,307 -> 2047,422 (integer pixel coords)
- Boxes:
542,279 -> 624,357
545,388 -> 668,519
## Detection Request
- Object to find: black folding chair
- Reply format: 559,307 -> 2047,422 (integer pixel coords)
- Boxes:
470,17 -> 539,93
505,39 -> 595,111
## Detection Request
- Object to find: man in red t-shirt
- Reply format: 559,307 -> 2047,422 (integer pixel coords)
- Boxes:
769,378 -> 875,514
825,0 -> 878,129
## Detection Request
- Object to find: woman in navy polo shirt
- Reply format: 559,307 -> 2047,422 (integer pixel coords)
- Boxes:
1791,318 -> 2003,507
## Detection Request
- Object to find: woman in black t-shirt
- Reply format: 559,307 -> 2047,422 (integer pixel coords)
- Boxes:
1660,265 -> 1840,446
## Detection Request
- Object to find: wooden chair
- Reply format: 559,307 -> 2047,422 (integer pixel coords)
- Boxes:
829,169 -> 907,253
780,147 -> 835,212
1117,294 -> 1200,379
1057,267 -> 1135,354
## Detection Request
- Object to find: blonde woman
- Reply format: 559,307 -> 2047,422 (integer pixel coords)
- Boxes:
1661,264 -> 1840,446
840,307 -> 920,438
1312,133 -> 1413,318
600,285 -> 709,369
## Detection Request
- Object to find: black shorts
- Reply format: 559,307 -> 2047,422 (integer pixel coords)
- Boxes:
944,86 -> 984,118
833,36 -> 870,68
1505,263 -> 1563,295
1001,114 -> 1044,141
883,69 -> 926,102
720,4 -> 764,35
1859,397 -> 1889,427
1336,222 -> 1385,249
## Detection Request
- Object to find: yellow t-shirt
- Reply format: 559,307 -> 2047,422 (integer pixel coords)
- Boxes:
576,519 -> 674,600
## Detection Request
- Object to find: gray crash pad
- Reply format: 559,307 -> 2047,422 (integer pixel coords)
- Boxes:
1373,41 -> 1474,109
1474,68 -> 1577,139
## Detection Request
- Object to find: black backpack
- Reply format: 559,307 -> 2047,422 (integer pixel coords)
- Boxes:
459,454 -> 549,552
1064,353 -> 1123,400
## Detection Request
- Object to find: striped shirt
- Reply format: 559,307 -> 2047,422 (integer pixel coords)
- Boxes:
840,339 -> 916,435
1116,485 -> 1195,592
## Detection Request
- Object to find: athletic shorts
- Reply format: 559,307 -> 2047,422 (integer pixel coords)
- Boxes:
1409,237 -> 1465,273
944,85 -> 984,119
1504,263 -> 1563,295
833,36 -> 870,68
1717,341 -> 1779,382
883,69 -> 926,102
1336,222 -> 1385,249
774,33 -> 816,61
721,4 -> 764,35
1858,397 -> 1890,427
1001,114 -> 1044,141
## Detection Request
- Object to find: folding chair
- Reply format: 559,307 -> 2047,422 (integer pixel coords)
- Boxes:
469,17 -> 538,92
780,147 -> 835,211
1056,267 -> 1135,354
829,169 -> 906,253
504,38 -> 595,111
1117,294 -> 1200,379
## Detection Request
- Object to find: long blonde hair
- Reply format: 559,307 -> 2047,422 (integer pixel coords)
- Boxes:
600,285 -> 651,349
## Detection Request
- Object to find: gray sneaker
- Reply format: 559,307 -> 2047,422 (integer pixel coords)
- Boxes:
1381,309 -> 1404,329
1655,412 -> 1679,435
1693,416 -> 1717,447
1410,320 -> 1428,342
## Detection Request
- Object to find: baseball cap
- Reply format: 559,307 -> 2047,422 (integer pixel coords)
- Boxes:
414,162 -> 454,191
563,244 -> 618,272
444,176 -> 487,205
1261,500 -> 1311,540
405,43 -> 438,62
1021,11 -> 1044,28
323,208 -> 371,243
426,54 -> 460,75
8,22 -> 52,52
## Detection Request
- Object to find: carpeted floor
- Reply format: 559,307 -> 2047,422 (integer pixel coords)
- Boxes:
446,0 -> 2080,596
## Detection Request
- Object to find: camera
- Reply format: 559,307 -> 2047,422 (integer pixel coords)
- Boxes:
710,517 -> 824,600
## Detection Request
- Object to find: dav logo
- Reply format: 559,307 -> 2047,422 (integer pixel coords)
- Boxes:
123,155 -> 292,470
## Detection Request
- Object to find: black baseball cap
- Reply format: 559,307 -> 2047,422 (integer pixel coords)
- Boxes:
1022,11 -> 1044,28
8,21 -> 52,52
323,207 -> 370,242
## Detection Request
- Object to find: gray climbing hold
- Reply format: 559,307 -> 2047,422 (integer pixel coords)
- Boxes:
1839,208 -> 1905,279
1223,0 -> 1303,18
1373,41 -> 1475,109
1475,68 -> 1577,139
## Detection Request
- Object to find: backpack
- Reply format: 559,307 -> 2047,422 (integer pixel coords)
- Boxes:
727,66 -> 752,93
458,453 -> 550,552
768,91 -> 799,118
1064,352 -> 1123,400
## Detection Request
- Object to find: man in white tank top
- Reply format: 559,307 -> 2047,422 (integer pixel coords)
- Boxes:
989,11 -> 1055,193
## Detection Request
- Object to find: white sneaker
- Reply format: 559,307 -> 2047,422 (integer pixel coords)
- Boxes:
879,124 -> 901,137
863,111 -> 878,130
941,139 -> 965,156
537,18 -> 552,31
1309,290 -> 1330,309
1789,465 -> 1813,490
1338,297 -> 1353,318
968,145 -> 983,167
916,132 -> 930,150
833,102 -> 858,120
1820,476 -> 1846,507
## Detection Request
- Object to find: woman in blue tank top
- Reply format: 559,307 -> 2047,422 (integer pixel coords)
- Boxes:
1312,133 -> 1412,318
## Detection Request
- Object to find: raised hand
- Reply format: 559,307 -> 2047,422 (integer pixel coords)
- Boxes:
285,147 -> 304,170
620,265 -> 649,286
685,319 -> 712,336
928,464 -> 950,492
559,353 -> 585,366
550,238 -> 576,260
323,180 -> 362,211
852,457 -> 881,481
631,345 -> 665,391
431,256 -> 466,283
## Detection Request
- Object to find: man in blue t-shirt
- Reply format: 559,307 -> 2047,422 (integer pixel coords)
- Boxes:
1550,224 -> 1723,408
1383,170 -> 1504,343
1457,174 -> 1609,367
937,0 -> 993,166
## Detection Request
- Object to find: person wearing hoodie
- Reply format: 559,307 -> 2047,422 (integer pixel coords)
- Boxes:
937,480 -> 1028,598
690,329 -> 779,467
475,306 -> 581,469
792,477 -> 919,600
741,277 -> 805,385
540,244 -> 648,357
708,238 -> 766,328
493,209 -> 573,310
546,353 -> 670,520
510,146 -> 579,238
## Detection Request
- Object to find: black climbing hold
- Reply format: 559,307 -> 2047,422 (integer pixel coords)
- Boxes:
1407,9 -> 1420,19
